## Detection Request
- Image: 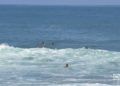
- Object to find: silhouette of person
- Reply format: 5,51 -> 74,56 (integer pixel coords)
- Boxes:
65,63 -> 69,68
41,41 -> 45,47
51,42 -> 54,46
84,46 -> 88,49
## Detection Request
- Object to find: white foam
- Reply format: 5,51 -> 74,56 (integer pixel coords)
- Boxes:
0,44 -> 120,76
0,44 -> 120,85
0,43 -> 10,49
50,83 -> 115,86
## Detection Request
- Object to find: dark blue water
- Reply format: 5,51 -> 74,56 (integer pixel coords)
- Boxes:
0,5 -> 120,50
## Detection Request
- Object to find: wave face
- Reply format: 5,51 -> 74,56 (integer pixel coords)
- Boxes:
0,44 -> 120,86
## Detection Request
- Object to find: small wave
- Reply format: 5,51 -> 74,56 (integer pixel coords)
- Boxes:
0,43 -> 11,49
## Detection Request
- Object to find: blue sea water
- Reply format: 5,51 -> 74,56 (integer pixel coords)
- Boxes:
0,5 -> 120,86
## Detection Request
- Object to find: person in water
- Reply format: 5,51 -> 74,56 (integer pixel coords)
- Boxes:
65,63 -> 69,68
84,46 -> 88,49
41,41 -> 45,47
51,42 -> 54,46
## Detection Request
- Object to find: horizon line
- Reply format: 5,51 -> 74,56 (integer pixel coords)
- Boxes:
0,4 -> 120,7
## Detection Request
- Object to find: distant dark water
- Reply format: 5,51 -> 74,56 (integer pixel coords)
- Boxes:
0,5 -> 120,51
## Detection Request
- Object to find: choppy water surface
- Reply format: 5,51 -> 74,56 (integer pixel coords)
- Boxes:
0,44 -> 120,86
0,5 -> 120,86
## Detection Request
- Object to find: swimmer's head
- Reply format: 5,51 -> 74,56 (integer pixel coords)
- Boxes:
65,63 -> 69,68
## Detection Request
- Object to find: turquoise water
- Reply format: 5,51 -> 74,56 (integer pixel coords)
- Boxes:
0,5 -> 120,86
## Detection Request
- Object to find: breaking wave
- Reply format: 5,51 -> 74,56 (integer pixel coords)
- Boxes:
0,43 -> 120,86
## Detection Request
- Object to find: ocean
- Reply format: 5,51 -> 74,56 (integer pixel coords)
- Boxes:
0,5 -> 120,86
